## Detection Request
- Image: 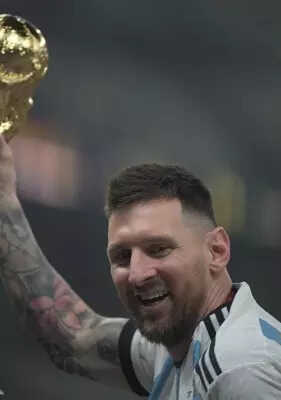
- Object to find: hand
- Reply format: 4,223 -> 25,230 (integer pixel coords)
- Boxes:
0,134 -> 17,199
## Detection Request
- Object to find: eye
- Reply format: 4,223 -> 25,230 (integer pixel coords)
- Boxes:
148,244 -> 172,258
110,249 -> 131,267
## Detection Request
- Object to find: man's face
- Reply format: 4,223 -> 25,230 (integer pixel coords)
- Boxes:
107,198 -> 212,348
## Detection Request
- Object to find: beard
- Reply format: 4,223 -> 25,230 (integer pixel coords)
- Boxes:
127,290 -> 199,348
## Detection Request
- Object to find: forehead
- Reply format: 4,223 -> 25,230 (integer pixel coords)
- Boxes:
107,198 -> 187,243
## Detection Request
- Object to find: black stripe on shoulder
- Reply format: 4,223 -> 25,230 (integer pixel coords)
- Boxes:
215,309 -> 225,326
201,350 -> 213,385
118,320 -> 149,396
209,337 -> 222,376
204,316 -> 216,340
195,363 -> 207,392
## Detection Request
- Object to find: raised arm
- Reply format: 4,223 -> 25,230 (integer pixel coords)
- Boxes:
0,136 -> 130,391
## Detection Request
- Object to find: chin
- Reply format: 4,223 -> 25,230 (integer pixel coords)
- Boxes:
135,306 -> 199,348
136,316 -> 187,348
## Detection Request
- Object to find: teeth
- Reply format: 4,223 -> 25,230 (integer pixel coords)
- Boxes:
139,290 -> 168,301
136,291 -> 169,305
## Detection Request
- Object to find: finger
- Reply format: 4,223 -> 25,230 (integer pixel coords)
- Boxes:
0,134 -> 13,160
0,133 -> 6,146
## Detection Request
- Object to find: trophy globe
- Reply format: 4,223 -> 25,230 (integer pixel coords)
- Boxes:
0,14 -> 48,141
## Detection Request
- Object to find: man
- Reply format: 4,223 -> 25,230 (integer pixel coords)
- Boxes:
0,136 -> 280,399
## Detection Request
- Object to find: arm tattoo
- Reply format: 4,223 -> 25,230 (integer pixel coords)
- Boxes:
39,338 -> 97,380
97,338 -> 120,367
0,202 -> 108,378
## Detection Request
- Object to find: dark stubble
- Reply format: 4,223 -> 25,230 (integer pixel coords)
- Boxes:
127,290 -> 200,348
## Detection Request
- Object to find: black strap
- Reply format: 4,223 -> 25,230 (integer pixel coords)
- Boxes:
118,320 -> 149,397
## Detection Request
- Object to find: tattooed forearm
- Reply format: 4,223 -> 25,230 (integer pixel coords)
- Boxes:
0,199 -> 101,347
0,198 -> 128,387
39,338 -> 97,380
97,338 -> 120,366
0,208 -> 44,273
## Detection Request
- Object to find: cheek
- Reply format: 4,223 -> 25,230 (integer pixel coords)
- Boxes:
163,253 -> 207,295
111,268 -> 129,299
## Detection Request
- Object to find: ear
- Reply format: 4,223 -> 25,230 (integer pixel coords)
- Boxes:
205,227 -> 230,273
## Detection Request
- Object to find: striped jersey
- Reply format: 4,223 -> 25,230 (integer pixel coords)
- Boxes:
118,282 -> 281,399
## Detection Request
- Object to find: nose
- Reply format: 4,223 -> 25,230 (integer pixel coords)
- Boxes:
128,249 -> 157,287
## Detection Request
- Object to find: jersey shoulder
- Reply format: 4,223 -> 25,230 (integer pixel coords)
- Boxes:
194,282 -> 281,398
215,283 -> 281,371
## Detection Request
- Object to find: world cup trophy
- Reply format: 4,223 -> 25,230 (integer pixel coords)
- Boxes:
0,14 -> 48,141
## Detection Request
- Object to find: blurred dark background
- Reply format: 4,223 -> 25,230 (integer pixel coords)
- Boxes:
1,1 -> 281,398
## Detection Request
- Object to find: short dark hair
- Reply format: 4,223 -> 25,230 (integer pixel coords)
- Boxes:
105,163 -> 216,225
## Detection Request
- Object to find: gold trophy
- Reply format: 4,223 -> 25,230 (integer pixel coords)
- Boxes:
0,14 -> 48,141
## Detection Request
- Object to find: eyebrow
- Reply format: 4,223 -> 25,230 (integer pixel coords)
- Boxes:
107,235 -> 177,258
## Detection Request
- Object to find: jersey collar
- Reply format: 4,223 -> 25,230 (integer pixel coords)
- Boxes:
201,285 -> 237,341
202,302 -> 231,341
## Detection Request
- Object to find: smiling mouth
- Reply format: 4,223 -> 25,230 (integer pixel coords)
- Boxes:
136,292 -> 169,306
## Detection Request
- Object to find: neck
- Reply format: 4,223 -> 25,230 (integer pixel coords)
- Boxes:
168,339 -> 192,363
201,273 -> 233,319
168,274 -> 233,363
